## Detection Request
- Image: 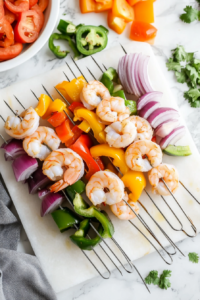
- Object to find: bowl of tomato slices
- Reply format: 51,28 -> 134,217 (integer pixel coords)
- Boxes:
0,0 -> 60,72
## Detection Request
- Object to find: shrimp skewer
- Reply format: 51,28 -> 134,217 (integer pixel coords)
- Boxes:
80,80 -> 110,110
128,116 -> 153,141
23,126 -> 61,161
4,107 -> 39,139
43,148 -> 84,193
148,163 -> 179,196
125,140 -> 162,172
96,97 -> 130,125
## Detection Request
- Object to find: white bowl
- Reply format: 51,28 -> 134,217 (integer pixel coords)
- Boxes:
0,0 -> 60,72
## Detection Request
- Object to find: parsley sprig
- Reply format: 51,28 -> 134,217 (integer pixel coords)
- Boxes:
166,45 -> 200,107
188,252 -> 199,263
145,270 -> 172,290
180,1 -> 200,23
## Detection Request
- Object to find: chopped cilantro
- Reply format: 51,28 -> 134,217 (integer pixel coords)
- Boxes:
180,6 -> 200,23
145,270 -> 172,290
175,69 -> 187,83
188,252 -> 199,263
145,271 -> 160,285
166,58 -> 182,72
185,65 -> 200,87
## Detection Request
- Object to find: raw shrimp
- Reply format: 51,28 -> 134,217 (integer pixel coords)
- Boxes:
96,97 -> 130,125
105,118 -> 137,148
125,140 -> 162,172
4,107 -> 39,139
23,127 -> 61,161
86,170 -> 125,206
110,192 -> 140,220
128,116 -> 153,141
43,148 -> 84,193
80,80 -> 110,110
148,163 -> 179,196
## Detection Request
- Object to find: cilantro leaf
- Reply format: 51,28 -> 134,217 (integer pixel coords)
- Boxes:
172,46 -> 188,62
145,271 -> 159,285
186,52 -> 195,62
184,88 -> 200,101
175,69 -> 188,83
190,100 -> 200,107
188,252 -> 199,263
166,58 -> 182,72
180,6 -> 200,23
185,65 -> 200,87
192,58 -> 200,71
158,270 -> 172,290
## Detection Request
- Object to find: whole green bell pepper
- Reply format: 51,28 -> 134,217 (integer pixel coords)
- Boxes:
51,207 -> 80,233
73,194 -> 114,239
70,219 -> 103,250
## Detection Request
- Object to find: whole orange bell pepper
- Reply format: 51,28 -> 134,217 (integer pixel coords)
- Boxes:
107,10 -> 127,34
112,0 -> 134,22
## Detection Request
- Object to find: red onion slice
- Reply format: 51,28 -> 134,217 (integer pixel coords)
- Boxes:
140,55 -> 154,93
137,91 -> 163,111
139,101 -> 161,119
38,188 -> 51,200
147,107 -> 180,128
129,54 -> 140,97
27,167 -> 51,194
135,54 -> 145,96
159,126 -> 186,149
41,192 -> 64,217
12,154 -> 38,182
1,139 -> 25,161
154,119 -> 180,138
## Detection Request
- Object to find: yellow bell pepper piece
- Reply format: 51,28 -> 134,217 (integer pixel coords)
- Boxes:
64,76 -> 87,103
74,107 -> 106,144
78,120 -> 91,133
121,170 -> 146,202
42,99 -> 67,119
35,94 -> 52,117
55,81 -> 73,104
90,144 -> 129,175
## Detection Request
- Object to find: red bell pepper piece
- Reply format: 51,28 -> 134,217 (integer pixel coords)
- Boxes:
48,111 -> 67,127
65,125 -> 83,147
55,119 -> 74,143
70,134 -> 104,180
68,102 -> 84,113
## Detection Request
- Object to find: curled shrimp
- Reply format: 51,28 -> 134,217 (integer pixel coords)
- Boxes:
148,163 -> 179,195
80,80 -> 110,110
110,192 -> 139,220
96,97 -> 130,125
125,140 -> 162,172
128,116 -> 153,141
105,118 -> 137,148
86,170 -> 125,206
4,107 -> 39,139
23,127 -> 61,161
43,149 -> 84,193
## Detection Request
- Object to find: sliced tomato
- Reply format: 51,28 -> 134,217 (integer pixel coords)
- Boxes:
4,7 -> 16,24
0,43 -> 23,61
4,0 -> 29,13
29,0 -> 38,7
38,0 -> 48,12
14,10 -> 42,43
0,18 -> 14,48
0,0 -> 4,20
31,4 -> 44,30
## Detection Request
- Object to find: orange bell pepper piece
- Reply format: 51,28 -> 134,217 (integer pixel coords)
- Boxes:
79,0 -> 96,13
47,111 -> 67,127
55,81 -> 72,104
134,0 -> 154,23
130,21 -> 157,44
107,9 -> 127,34
55,119 -> 74,143
112,0 -> 134,22
95,0 -> 112,11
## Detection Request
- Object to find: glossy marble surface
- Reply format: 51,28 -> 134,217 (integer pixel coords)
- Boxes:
1,0 -> 200,299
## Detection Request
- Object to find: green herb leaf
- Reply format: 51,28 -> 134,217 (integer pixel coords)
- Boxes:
185,65 -> 200,87
175,69 -> 188,83
171,45 -> 188,62
188,252 -> 199,263
145,271 -> 159,285
166,58 -> 182,72
180,6 -> 200,23
184,88 -> 200,102
158,270 -> 172,290
196,0 -> 200,5
186,52 -> 195,62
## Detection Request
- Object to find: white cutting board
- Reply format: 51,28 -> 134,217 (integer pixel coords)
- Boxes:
1,42 -> 200,293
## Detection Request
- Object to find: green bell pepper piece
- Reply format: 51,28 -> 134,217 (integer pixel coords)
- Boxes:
101,73 -> 114,94
112,90 -> 126,100
104,67 -> 118,82
65,180 -> 86,203
76,25 -> 108,56
51,207 -> 80,233
49,33 -> 81,60
70,220 -> 103,250
57,20 -> 76,35
125,100 -> 137,115
163,145 -> 192,156
73,194 -> 114,239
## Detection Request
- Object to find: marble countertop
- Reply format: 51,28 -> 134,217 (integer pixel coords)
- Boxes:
1,0 -> 200,299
